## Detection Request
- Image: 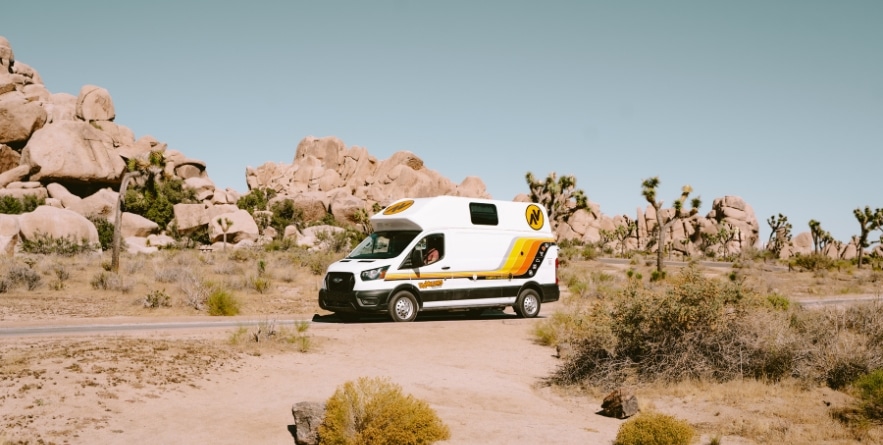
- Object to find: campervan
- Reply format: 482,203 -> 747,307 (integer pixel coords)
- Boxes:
318,196 -> 560,322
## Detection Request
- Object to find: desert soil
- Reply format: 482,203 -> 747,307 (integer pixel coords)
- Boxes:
2,303 -> 652,445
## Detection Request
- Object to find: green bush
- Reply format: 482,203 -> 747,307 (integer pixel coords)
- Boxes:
269,198 -> 302,236
853,369 -> 883,420
236,187 -> 275,213
89,216 -> 115,251
0,194 -> 44,214
614,412 -> 695,445
143,289 -> 172,308
318,376 -> 450,445
20,232 -> 98,256
207,286 -> 240,316
790,252 -> 835,271
123,177 -> 196,228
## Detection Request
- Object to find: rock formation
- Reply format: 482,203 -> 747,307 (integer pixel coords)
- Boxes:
0,35 -> 775,259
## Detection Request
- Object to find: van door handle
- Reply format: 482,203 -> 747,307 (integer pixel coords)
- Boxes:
442,266 -> 450,270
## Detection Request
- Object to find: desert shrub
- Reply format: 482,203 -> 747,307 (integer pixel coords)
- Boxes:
853,369 -> 883,420
236,187 -> 275,213
20,232 -> 98,256
90,271 -> 132,293
88,216 -> 115,251
791,253 -> 836,272
288,246 -> 341,276
206,285 -> 240,316
49,263 -> 71,291
614,412 -> 695,445
269,198 -> 303,236
249,276 -> 272,294
0,194 -> 44,214
123,177 -> 196,228
766,292 -> 791,311
143,289 -> 171,308
550,266 -> 808,387
179,271 -> 211,310
4,263 -> 41,291
318,376 -> 450,445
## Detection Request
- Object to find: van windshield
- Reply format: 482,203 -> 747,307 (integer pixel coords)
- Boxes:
347,231 -> 420,260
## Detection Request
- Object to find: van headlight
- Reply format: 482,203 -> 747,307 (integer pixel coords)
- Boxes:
361,266 -> 389,281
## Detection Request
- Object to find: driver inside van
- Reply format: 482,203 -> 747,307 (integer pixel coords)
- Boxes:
423,238 -> 441,265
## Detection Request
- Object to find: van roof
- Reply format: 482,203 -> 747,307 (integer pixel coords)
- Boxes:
371,195 -> 553,234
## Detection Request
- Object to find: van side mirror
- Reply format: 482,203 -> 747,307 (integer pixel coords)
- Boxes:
410,249 -> 424,268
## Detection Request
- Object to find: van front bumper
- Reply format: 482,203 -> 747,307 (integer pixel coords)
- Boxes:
319,289 -> 391,313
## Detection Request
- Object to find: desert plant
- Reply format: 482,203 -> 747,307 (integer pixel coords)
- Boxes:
5,263 -> 41,291
217,217 -> 233,251
853,369 -> 883,420
269,198 -> 302,235
89,271 -> 132,292
143,289 -> 172,308
853,207 -> 883,269
0,194 -> 44,214
767,213 -> 793,258
641,177 -> 701,275
88,216 -> 115,251
809,219 -> 835,255
206,285 -> 240,316
614,412 -> 695,445
20,232 -> 98,256
236,187 -> 275,214
318,376 -> 450,445
525,171 -> 592,231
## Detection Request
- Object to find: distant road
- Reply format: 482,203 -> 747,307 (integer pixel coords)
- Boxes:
0,318 -> 310,337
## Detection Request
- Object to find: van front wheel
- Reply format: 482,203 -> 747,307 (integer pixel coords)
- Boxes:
388,291 -> 418,322
514,289 -> 541,318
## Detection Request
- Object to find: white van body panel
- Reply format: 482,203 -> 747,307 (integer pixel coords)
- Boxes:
318,196 -> 559,321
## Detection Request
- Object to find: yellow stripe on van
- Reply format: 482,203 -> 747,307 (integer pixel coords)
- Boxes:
384,237 -> 554,281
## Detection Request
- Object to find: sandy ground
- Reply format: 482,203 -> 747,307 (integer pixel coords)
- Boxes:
1,303 -> 644,445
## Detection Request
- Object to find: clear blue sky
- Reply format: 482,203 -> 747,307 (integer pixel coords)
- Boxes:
4,1 -> 882,243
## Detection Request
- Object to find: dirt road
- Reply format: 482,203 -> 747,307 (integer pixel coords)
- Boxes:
2,305 -> 626,444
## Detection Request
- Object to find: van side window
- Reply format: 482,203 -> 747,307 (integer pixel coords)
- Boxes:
469,203 -> 498,226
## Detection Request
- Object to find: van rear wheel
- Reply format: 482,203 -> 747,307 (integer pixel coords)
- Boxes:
514,288 -> 541,318
388,291 -> 418,322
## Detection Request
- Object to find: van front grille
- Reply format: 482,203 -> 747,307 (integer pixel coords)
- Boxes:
326,272 -> 355,292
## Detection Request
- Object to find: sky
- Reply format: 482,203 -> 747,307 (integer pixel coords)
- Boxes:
3,0 -> 882,244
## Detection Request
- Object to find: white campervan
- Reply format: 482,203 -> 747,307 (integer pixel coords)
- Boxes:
318,196 -> 560,322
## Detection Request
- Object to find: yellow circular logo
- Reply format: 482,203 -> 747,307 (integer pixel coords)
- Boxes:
525,204 -> 544,230
383,200 -> 415,215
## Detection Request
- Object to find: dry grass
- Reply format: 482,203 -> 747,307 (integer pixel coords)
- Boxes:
3,250 -> 883,444
548,258 -> 883,445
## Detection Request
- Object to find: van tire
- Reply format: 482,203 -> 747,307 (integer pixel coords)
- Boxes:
514,288 -> 541,318
388,291 -> 418,322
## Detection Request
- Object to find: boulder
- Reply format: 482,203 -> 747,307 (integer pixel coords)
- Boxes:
290,401 -> 325,445
45,92 -> 77,123
600,388 -> 639,419
0,94 -> 47,147
184,176 -> 215,201
0,36 -> 13,73
18,206 -> 99,247
65,188 -> 117,220
328,192 -> 366,226
297,225 -> 344,250
173,203 -> 209,233
289,193 -> 328,224
146,233 -> 176,249
117,135 -> 167,161
208,209 -> 259,244
124,236 -> 158,254
0,184 -> 47,201
121,212 -> 159,238
0,213 -> 19,256
0,143 -> 20,173
46,183 -> 82,208
0,164 -> 30,188
21,120 -> 126,185
75,85 -> 115,122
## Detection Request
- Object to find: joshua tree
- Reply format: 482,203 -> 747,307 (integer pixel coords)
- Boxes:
853,206 -> 883,268
766,213 -> 792,258
611,217 -> 637,258
808,219 -> 834,255
525,171 -> 592,231
217,217 -> 234,251
641,177 -> 701,276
